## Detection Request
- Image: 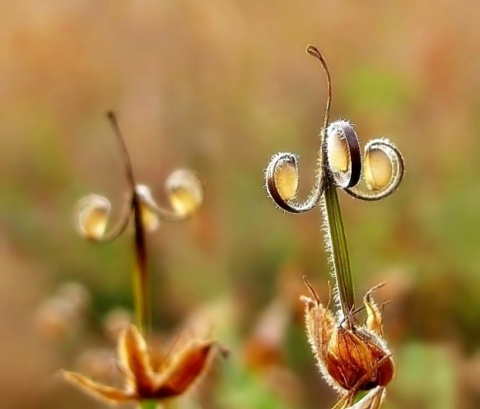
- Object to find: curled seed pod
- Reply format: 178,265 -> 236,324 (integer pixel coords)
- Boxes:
74,195 -> 111,241
165,169 -> 204,217
265,151 -> 323,213
364,142 -> 396,192
326,120 -> 361,189
272,153 -> 299,201
345,139 -> 404,201
135,185 -> 161,232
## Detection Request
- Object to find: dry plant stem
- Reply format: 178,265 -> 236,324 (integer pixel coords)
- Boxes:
107,112 -> 151,335
322,175 -> 355,318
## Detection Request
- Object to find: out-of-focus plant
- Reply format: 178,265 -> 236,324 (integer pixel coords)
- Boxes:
64,112 -> 217,409
265,45 -> 404,409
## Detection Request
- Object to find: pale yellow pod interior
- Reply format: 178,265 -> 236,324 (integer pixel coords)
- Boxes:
135,185 -> 160,232
364,149 -> 393,191
75,195 -> 111,240
274,159 -> 298,201
166,170 -> 203,217
327,131 -> 350,174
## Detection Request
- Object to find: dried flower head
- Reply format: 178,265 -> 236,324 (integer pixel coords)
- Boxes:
301,278 -> 394,409
64,324 -> 218,405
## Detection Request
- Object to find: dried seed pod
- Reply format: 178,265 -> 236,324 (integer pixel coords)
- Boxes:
272,153 -> 299,201
74,195 -> 111,240
326,121 -> 361,188
364,148 -> 393,191
135,185 -> 161,232
165,169 -> 204,217
345,139 -> 404,201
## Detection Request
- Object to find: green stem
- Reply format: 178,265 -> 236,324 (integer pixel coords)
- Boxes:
132,194 -> 151,335
322,176 -> 355,316
139,400 -> 158,409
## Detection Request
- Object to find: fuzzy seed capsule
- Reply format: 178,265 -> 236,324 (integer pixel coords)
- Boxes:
74,195 -> 111,240
326,121 -> 361,188
364,148 -> 393,191
327,128 -> 350,174
274,155 -> 299,201
165,170 -> 204,217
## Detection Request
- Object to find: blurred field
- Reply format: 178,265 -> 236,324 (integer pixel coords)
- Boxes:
2,1 -> 480,408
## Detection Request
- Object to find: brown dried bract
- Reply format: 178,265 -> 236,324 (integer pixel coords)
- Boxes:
301,278 -> 394,409
63,324 -> 218,404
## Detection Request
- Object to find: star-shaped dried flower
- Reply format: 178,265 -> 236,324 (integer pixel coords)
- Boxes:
63,324 -> 218,404
301,278 -> 394,409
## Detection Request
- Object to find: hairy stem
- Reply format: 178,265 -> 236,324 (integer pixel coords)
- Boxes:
322,175 -> 355,317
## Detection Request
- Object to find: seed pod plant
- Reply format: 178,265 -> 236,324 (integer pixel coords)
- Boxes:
264,46 -> 405,409
65,112 -> 216,409
73,112 -> 204,334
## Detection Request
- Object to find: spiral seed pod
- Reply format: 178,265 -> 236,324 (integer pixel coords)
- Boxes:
326,121 -> 361,189
74,195 -> 111,241
364,145 -> 394,191
135,185 -> 161,232
271,153 -> 299,201
165,169 -> 204,217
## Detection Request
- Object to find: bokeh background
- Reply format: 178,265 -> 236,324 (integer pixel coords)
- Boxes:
2,1 -> 480,408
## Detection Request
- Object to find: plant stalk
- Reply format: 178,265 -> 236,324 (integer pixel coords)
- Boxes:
132,194 -> 151,336
322,175 -> 355,317
139,400 -> 158,409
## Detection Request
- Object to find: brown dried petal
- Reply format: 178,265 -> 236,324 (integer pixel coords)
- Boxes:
364,287 -> 384,336
118,325 -> 155,395
63,370 -> 135,403
303,296 -> 335,367
154,339 -> 216,398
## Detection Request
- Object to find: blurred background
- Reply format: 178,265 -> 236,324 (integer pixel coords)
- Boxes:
2,1 -> 480,408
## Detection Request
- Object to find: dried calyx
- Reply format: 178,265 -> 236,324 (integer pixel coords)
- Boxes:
64,324 -> 219,404
301,278 -> 394,409
74,112 -> 204,242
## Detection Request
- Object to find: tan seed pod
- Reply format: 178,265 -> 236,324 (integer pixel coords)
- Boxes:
274,155 -> 299,201
165,169 -> 204,217
74,195 -> 111,240
364,149 -> 393,191
135,185 -> 161,232
327,128 -> 350,174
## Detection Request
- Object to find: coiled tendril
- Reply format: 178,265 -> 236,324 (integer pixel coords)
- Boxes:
74,112 -> 204,242
265,46 -> 404,212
